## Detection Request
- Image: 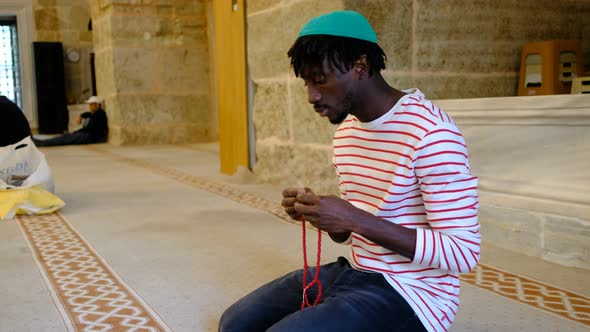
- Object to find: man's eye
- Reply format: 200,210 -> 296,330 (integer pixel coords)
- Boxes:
302,78 -> 324,87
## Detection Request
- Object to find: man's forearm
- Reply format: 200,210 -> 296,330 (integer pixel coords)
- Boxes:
329,231 -> 351,243
349,208 -> 417,259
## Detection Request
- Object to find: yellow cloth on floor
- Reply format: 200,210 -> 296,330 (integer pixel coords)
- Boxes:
0,186 -> 65,220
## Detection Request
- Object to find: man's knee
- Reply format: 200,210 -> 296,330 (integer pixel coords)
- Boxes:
218,302 -> 244,332
218,308 -> 231,332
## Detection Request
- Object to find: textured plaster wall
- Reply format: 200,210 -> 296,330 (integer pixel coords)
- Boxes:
438,95 -> 590,269
32,0 -> 93,104
90,0 -> 212,144
248,0 -> 590,193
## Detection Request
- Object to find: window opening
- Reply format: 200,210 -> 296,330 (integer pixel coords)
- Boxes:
0,17 -> 22,108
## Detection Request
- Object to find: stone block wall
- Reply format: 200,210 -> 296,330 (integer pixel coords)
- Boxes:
90,0 -> 212,144
33,0 -> 93,104
248,0 -> 590,192
247,1 -> 590,268
347,0 -> 590,100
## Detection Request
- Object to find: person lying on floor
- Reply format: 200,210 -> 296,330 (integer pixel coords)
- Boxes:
34,96 -> 108,146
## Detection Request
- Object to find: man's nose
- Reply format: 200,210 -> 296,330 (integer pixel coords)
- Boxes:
307,85 -> 321,104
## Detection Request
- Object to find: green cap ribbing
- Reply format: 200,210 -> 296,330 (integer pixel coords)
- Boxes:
297,10 -> 378,43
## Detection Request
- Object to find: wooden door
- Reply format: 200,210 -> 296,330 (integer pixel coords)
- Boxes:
212,0 -> 249,174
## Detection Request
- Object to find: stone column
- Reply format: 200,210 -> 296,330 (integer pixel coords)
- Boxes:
90,0 -> 211,144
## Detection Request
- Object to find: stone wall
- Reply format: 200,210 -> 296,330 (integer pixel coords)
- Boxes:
247,1 -> 590,268
346,0 -> 590,100
248,0 -> 590,193
33,0 -> 93,104
90,0 -> 212,144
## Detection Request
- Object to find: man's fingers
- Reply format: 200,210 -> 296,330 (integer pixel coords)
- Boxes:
283,187 -> 316,197
283,187 -> 313,198
282,187 -> 318,223
293,201 -> 317,214
282,187 -> 299,198
281,197 -> 297,207
296,191 -> 319,205
284,206 -> 298,215
296,187 -> 314,195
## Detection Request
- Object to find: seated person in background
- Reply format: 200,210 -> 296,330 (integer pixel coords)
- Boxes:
0,95 -> 32,147
35,96 -> 108,146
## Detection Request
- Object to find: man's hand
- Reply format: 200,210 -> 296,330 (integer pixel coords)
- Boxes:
282,187 -> 416,255
281,187 -> 310,221
281,187 -> 356,234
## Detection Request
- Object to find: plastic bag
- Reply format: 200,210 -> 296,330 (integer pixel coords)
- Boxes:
0,136 -> 64,219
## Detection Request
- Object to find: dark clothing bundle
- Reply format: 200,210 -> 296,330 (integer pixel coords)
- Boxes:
79,109 -> 108,141
35,109 -> 108,147
0,96 -> 32,147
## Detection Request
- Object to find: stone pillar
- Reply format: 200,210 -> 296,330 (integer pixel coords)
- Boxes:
33,0 -> 60,41
90,0 -> 211,144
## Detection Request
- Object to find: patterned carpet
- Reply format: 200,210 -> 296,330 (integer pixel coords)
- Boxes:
17,213 -> 171,332
9,145 -> 588,331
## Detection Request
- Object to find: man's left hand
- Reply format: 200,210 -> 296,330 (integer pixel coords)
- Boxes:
294,190 -> 356,233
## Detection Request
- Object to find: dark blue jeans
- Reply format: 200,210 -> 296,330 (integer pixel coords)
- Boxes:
34,131 -> 98,147
219,257 -> 426,332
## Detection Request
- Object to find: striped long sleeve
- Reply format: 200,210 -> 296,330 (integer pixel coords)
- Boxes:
332,89 -> 480,332
412,122 -> 481,273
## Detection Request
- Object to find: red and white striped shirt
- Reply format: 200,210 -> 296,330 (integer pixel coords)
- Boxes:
333,89 -> 480,332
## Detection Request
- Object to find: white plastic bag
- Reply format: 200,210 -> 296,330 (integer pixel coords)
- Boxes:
0,136 -> 63,219
0,136 -> 55,193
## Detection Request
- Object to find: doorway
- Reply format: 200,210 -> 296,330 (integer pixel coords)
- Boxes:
211,0 -> 251,175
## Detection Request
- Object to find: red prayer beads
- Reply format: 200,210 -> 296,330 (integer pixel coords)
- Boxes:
301,217 -> 322,309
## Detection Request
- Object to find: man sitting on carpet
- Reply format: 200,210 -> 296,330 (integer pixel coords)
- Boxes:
35,96 -> 108,146
219,10 -> 480,332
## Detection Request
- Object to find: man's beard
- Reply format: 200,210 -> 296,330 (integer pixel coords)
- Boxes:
329,92 -> 354,125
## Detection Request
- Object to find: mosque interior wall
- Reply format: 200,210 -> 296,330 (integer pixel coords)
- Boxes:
22,0 -> 590,268
246,0 -> 590,269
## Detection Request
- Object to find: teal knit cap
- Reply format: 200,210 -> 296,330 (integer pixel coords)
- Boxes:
297,10 -> 377,43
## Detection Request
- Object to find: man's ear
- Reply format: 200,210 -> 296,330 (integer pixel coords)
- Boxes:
355,55 -> 368,79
